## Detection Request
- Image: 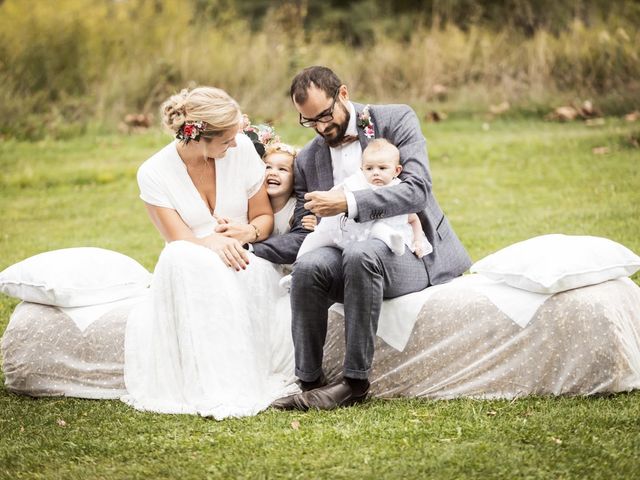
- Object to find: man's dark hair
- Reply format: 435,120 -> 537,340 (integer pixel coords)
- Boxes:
290,66 -> 342,104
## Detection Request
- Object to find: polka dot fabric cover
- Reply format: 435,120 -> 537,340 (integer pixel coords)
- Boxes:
2,302 -> 127,399
323,278 -> 640,398
2,278 -> 640,400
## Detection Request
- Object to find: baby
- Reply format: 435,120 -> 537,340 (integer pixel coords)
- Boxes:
296,138 -> 432,259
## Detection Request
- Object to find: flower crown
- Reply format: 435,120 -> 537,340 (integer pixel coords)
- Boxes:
176,120 -> 207,144
264,142 -> 299,160
242,116 -> 281,158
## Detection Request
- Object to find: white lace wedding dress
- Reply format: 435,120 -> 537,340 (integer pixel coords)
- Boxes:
121,134 -> 297,419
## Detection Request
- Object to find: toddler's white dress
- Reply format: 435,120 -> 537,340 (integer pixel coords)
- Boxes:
121,134 -> 296,419
273,196 -> 296,236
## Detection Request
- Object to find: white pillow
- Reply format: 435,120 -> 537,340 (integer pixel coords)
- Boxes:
0,247 -> 152,307
470,234 -> 640,294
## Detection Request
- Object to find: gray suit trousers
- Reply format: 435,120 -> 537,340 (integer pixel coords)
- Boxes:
290,239 -> 429,381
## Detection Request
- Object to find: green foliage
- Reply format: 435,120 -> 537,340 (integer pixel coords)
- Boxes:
1,119 -> 639,478
0,116 -> 640,479
0,0 -> 639,141
1,395 -> 640,479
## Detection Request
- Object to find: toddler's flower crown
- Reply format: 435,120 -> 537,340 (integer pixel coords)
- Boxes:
242,115 -> 292,158
264,142 -> 299,159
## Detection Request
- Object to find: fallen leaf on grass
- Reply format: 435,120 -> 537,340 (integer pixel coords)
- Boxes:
291,420 -> 300,430
56,419 -> 67,427
486,410 -> 497,416
425,111 -> 447,122
579,100 -> 600,118
592,146 -> 610,155
624,111 -> 639,122
551,436 -> 563,445
20,426 -> 24,433
123,113 -> 153,128
548,102 -> 601,122
550,106 -> 579,122
118,113 -> 154,135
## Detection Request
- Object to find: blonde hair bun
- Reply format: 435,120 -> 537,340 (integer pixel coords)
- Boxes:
161,89 -> 189,134
160,86 -> 242,138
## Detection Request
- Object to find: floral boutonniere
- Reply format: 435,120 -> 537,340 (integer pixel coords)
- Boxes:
357,105 -> 375,139
176,120 -> 206,144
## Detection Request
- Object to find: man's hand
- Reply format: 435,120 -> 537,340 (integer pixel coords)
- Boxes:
303,190 -> 348,217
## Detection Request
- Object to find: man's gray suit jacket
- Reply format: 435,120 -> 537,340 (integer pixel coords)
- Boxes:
253,102 -> 472,285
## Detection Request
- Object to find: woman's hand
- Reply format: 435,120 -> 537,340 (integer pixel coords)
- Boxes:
213,214 -> 232,225
215,223 -> 256,245
301,214 -> 317,231
199,234 -> 250,271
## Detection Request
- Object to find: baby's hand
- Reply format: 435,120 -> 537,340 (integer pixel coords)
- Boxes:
301,214 -> 317,231
413,242 -> 425,258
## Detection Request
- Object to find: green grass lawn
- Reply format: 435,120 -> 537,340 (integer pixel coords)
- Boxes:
1,117 -> 639,479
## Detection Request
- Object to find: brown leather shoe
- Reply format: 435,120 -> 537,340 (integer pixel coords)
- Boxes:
270,373 -> 329,410
272,379 -> 369,411
270,392 -> 310,410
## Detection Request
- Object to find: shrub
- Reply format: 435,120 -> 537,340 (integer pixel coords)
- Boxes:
0,0 -> 638,140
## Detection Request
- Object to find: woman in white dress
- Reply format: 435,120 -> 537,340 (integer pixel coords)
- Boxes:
122,87 -> 296,419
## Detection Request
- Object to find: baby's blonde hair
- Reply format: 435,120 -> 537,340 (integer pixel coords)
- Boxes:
161,86 -> 242,137
362,138 -> 400,164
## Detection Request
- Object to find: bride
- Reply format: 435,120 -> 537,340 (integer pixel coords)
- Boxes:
122,86 -> 296,419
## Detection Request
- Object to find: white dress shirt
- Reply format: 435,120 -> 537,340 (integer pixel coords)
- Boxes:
329,101 -> 361,219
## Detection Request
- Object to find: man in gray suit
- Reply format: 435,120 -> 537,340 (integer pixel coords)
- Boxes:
254,66 -> 471,410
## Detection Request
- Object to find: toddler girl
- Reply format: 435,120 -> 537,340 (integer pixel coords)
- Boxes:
263,143 -> 316,235
243,120 -> 316,236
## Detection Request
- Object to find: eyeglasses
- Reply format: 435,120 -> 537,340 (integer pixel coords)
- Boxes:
299,88 -> 341,128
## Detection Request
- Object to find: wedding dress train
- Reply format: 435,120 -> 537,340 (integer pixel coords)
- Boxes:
121,240 -> 297,419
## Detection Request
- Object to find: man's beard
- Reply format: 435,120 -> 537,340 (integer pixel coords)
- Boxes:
317,103 -> 350,148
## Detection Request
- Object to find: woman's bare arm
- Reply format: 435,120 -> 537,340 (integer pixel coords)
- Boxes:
144,203 -> 249,270
216,184 -> 274,244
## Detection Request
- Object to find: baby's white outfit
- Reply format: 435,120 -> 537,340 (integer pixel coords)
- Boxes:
296,171 -> 433,259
